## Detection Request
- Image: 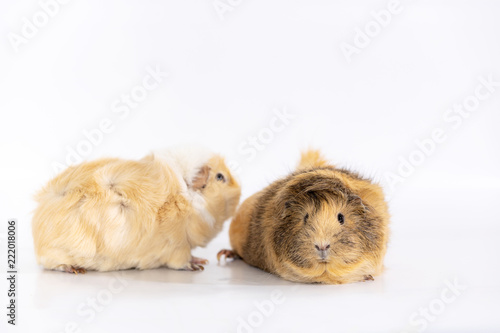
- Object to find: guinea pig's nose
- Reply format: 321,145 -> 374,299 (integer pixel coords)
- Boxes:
315,243 -> 330,251
315,243 -> 330,259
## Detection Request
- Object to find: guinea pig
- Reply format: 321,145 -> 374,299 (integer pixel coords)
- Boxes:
218,150 -> 389,284
32,145 -> 241,274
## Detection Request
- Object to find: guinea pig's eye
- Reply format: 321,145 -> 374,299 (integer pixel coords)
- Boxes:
304,213 -> 309,223
216,173 -> 225,182
337,213 -> 344,225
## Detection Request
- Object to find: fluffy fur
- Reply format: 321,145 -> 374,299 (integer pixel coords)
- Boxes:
32,147 -> 241,273
219,150 -> 389,284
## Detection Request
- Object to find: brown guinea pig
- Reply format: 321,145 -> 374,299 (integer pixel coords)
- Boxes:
32,145 -> 241,274
218,150 -> 389,284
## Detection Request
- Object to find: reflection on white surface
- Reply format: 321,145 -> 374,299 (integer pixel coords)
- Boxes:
5,189 -> 500,333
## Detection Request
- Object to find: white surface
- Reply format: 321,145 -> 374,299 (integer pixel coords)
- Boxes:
6,190 -> 500,333
1,1 -> 500,332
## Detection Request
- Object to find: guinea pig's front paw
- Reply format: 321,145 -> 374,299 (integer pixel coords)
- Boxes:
183,262 -> 205,271
216,249 -> 239,262
56,264 -> 87,275
183,257 -> 208,271
363,275 -> 374,281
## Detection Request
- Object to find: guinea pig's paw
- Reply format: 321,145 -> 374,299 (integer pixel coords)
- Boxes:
183,262 -> 205,271
57,264 -> 87,275
191,256 -> 209,265
363,275 -> 374,281
216,249 -> 239,263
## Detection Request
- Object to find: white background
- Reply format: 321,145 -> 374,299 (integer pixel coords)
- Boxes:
1,1 -> 500,332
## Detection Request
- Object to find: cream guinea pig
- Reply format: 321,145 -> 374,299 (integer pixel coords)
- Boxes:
218,150 -> 389,284
32,146 -> 241,273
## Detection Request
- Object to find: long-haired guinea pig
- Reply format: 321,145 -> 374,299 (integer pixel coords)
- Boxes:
218,150 -> 389,284
32,146 -> 241,274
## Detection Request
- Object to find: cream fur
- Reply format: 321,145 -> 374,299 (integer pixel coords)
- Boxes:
32,147 -> 241,272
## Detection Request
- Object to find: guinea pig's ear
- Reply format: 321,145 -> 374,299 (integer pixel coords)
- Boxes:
349,195 -> 368,212
278,201 -> 292,219
191,165 -> 211,190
